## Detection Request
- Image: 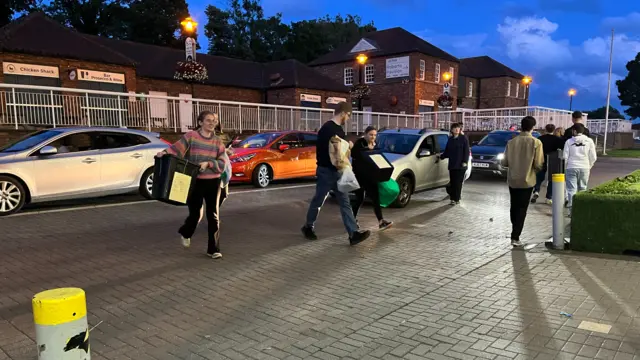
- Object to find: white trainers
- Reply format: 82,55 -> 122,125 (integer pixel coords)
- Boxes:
545,199 -> 553,205
208,252 -> 222,259
511,240 -> 524,247
181,236 -> 191,249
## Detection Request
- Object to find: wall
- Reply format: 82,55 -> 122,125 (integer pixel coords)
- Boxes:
0,53 -> 137,92
478,77 -> 528,109
265,88 -> 350,108
136,78 -> 263,103
457,76 -> 479,109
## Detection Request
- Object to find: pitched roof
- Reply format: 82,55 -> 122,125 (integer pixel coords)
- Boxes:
0,12 -> 135,66
459,56 -> 524,79
264,59 -> 347,92
308,27 -> 458,66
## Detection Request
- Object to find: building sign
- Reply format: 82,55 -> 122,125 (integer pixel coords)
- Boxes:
385,56 -> 410,79
185,38 -> 196,62
300,94 -> 321,103
3,62 -> 59,78
76,69 -> 125,84
443,82 -> 451,95
326,97 -> 347,104
419,100 -> 435,106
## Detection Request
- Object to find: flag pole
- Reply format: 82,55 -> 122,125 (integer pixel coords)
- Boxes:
603,28 -> 614,155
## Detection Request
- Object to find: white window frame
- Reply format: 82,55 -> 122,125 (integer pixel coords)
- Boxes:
515,83 -> 520,98
364,64 -> 375,84
419,60 -> 425,80
449,67 -> 454,84
344,67 -> 354,86
435,63 -> 441,83
468,82 -> 473,97
506,81 -> 511,97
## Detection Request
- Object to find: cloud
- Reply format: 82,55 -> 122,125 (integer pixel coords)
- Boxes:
583,34 -> 640,65
497,17 -> 572,67
556,71 -> 623,98
601,12 -> 640,34
415,30 -> 490,58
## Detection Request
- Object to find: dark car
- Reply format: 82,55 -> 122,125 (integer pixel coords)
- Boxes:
470,130 -> 540,176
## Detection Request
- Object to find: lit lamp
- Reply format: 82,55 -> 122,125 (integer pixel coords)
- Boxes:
522,76 -> 532,105
442,72 -> 452,82
181,17 -> 198,62
180,17 -> 198,33
568,88 -> 576,110
355,54 -> 368,111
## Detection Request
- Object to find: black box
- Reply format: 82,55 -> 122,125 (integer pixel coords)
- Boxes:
152,154 -> 200,206
359,151 -> 394,182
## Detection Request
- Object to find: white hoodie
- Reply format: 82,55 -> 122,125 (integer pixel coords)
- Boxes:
563,134 -> 597,170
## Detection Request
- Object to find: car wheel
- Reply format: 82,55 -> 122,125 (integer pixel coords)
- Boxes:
139,167 -> 154,199
392,176 -> 412,208
252,164 -> 271,188
0,176 -> 26,216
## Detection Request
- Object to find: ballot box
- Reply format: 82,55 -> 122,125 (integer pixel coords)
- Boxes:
152,154 -> 200,206
359,151 -> 394,182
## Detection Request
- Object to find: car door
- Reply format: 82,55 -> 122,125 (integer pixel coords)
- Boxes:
29,131 -> 101,198
95,131 -> 149,191
272,133 -> 306,178
435,134 -> 451,187
299,133 -> 318,174
413,135 -> 440,191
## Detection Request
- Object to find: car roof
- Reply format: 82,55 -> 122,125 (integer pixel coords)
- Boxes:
378,128 -> 448,136
48,127 -> 159,137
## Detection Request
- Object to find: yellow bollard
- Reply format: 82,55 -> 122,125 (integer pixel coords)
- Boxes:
552,173 -> 566,249
32,288 -> 90,360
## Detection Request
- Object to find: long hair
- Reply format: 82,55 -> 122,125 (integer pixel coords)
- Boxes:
195,110 -> 215,130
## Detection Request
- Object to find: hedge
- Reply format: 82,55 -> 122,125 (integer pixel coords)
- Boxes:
571,170 -> 640,254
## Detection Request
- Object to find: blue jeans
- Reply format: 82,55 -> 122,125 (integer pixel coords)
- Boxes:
566,168 -> 590,207
305,166 -> 358,236
534,163 -> 552,200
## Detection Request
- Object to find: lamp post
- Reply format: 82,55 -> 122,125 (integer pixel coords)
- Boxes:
355,54 -> 368,111
180,17 -> 198,61
568,89 -> 576,110
522,76 -> 532,105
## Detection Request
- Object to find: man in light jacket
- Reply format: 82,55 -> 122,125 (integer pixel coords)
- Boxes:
563,123 -> 597,212
502,116 -> 545,247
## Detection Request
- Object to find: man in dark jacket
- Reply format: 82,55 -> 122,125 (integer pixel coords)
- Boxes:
532,124 -> 564,204
440,123 -> 470,205
564,111 -> 590,142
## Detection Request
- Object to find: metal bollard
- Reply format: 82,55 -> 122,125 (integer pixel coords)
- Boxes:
552,173 -> 565,250
32,288 -> 90,360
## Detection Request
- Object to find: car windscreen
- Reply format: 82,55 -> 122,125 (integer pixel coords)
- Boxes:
375,133 -> 420,155
233,133 -> 281,149
478,132 -> 517,146
0,130 -> 64,153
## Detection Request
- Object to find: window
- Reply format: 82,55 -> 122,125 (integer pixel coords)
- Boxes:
449,67 -> 455,83
506,81 -> 511,97
344,67 -> 354,86
277,133 -> 303,149
47,133 -> 97,154
419,136 -> 436,154
435,64 -> 441,83
1,130 -> 63,153
515,83 -> 520,98
468,82 -> 473,97
364,64 -> 375,84
375,133 -> 420,155
436,135 -> 449,153
419,60 -> 425,80
95,132 -> 150,150
234,133 -> 280,148
301,133 -> 318,147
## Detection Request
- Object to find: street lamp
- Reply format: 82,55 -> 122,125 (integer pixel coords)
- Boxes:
180,17 -> 198,33
522,76 -> 532,105
180,17 -> 198,62
568,88 -> 576,110
355,54 -> 368,111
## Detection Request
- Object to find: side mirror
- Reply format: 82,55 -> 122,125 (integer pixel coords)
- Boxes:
39,145 -> 58,156
279,144 -> 290,152
418,149 -> 431,157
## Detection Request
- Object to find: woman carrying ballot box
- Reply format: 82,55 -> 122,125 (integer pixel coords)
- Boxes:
156,111 -> 229,260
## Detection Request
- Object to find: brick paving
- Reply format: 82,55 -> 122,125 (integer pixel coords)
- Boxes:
1,161 -> 639,359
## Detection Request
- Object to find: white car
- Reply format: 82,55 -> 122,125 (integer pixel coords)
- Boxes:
0,127 -> 169,216
332,128 -> 472,207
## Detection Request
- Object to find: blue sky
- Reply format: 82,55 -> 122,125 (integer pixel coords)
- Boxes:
188,0 -> 640,118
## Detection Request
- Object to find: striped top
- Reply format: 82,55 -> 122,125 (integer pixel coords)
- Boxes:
166,131 -> 228,179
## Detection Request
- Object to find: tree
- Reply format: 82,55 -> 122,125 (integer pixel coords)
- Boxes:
1,0 -> 39,27
125,0 -> 191,48
617,52 -> 640,119
45,0 -> 129,38
582,106 -> 626,120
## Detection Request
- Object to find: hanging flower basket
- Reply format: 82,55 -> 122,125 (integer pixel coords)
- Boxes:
174,61 -> 208,83
437,94 -> 453,108
349,84 -> 371,99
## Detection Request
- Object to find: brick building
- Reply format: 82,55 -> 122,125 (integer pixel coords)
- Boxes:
0,13 -> 350,112
458,56 -> 529,109
309,27 -> 460,114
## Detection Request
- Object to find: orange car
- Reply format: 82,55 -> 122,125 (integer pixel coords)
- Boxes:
229,131 -> 318,188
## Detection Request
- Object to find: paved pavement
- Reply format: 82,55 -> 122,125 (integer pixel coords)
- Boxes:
0,158 -> 639,360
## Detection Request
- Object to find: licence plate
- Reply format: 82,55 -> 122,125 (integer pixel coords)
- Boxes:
472,162 -> 490,168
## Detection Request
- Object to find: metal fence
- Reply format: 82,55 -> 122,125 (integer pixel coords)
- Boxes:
0,84 -> 334,132
419,107 -> 576,131
348,111 -> 421,134
586,119 -> 633,134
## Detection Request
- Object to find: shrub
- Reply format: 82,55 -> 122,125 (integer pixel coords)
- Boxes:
571,170 -> 640,254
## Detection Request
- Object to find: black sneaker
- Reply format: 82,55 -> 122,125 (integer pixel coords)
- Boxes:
349,230 -> 371,246
301,226 -> 318,240
379,220 -> 393,231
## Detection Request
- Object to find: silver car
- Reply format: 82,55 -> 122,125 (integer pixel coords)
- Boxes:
0,127 -> 169,216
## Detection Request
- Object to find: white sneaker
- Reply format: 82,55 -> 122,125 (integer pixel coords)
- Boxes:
545,199 -> 553,205
181,236 -> 191,249
208,252 -> 222,259
511,240 -> 524,247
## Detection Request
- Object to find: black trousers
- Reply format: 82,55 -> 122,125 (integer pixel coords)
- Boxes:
509,187 -> 534,241
179,178 -> 221,254
448,169 -> 466,202
351,174 -> 383,221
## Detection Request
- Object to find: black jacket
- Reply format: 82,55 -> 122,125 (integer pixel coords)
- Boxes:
563,125 -> 590,142
440,135 -> 470,170
538,134 -> 564,155
351,137 -> 373,176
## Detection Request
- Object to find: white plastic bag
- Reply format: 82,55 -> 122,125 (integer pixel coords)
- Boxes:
337,167 -> 360,193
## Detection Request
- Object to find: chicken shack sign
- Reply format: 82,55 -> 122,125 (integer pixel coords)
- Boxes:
3,62 -> 59,78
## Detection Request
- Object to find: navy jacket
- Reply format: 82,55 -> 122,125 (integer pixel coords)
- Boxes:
440,135 -> 470,170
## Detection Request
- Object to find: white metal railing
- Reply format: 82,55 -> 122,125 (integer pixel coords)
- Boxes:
0,84 -> 334,132
585,119 -> 633,134
349,111 -> 421,134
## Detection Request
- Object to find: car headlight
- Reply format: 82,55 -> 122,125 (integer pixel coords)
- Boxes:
496,153 -> 505,160
231,153 -> 256,163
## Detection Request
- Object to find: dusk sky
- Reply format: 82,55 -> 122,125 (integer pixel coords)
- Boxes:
188,0 -> 640,119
